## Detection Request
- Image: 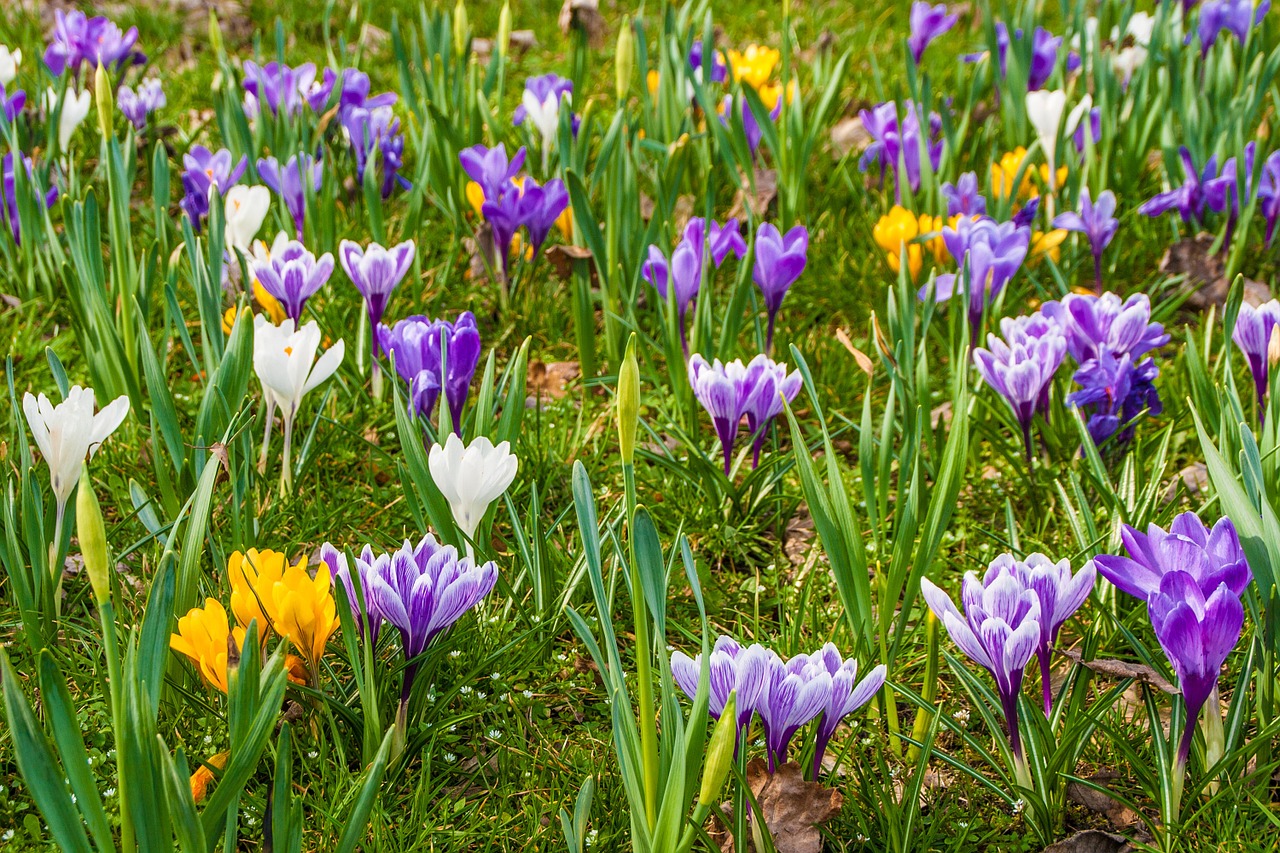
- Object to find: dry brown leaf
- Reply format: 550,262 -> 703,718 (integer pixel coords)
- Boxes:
1042,830 -> 1135,853
527,360 -> 581,402
546,243 -> 593,280
829,116 -> 869,159
730,168 -> 778,220
558,0 -> 607,48
1159,234 -> 1269,310
1065,772 -> 1139,830
835,328 -> 875,376
1060,648 -> 1179,694
714,759 -> 843,853
783,505 -> 815,567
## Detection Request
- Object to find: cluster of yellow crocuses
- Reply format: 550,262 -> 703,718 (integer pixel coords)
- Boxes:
170,548 -> 340,692
726,45 -> 795,111
872,206 -> 951,282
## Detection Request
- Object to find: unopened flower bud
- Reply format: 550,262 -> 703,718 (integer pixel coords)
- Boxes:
617,334 -> 640,465
615,19 -> 634,102
93,64 -> 112,139
76,471 -> 110,604
453,0 -> 470,59
698,691 -> 737,807
208,10 -> 224,56
497,3 -> 512,58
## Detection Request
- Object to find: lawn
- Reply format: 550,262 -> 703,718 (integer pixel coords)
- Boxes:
1,1 -> 1279,851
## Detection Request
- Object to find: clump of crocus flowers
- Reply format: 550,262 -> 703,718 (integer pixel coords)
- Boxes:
642,217 -> 747,354
688,352 -> 802,474
671,636 -> 886,779
460,143 -> 570,280
377,311 -> 482,432
859,100 -> 944,202
1231,299 -> 1280,417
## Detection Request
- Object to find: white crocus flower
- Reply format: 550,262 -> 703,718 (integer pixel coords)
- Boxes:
23,385 -> 129,581
428,433 -> 519,560
1026,89 -> 1067,185
252,315 -> 344,493
44,86 -> 92,152
522,87 -> 569,172
224,185 -> 271,255
0,45 -> 21,87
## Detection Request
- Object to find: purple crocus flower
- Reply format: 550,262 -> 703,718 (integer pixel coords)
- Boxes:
1197,0 -> 1270,55
318,542 -> 384,644
367,534 -> 498,710
689,40 -> 728,85
942,172 -> 987,217
1,153 -> 59,246
1040,292 -> 1168,366
643,223 -> 704,353
908,2 -> 959,64
741,354 -> 802,467
1206,142 -> 1257,253
753,223 -> 808,352
180,146 -> 248,230
1138,147 -> 1222,226
670,636 -> 773,740
858,101 -> 944,202
700,217 -> 748,266
340,239 -> 416,358
688,354 -> 752,475
252,239 -> 334,321
1147,574 -> 1245,782
1256,150 -> 1280,247
258,154 -> 323,240
756,652 -> 831,772
993,553 -> 1095,716
808,644 -> 886,779
459,143 -> 526,202
0,83 -> 26,126
921,561 -> 1043,784
480,187 -> 525,276
1093,513 -> 1252,602
1067,350 -> 1162,446
344,106 -> 410,199
925,217 -> 1031,341
1072,108 -> 1102,154
515,176 -> 570,256
1011,196 -> 1041,229
43,11 -> 144,78
722,94 -> 782,158
377,312 -> 482,430
973,314 -> 1068,461
1232,299 -> 1280,414
512,73 -> 573,126
117,78 -> 165,131
242,61 -> 318,119
333,69 -> 398,117
1052,189 -> 1119,292
1026,27 -> 1064,90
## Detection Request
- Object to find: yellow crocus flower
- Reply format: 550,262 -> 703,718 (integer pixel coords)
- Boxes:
269,557 -> 341,667
190,752 -> 229,804
758,79 -> 798,111
727,45 -> 781,90
916,213 -> 949,265
1030,229 -> 1068,265
466,180 -> 485,217
874,205 -> 924,281
992,147 -> 1037,200
170,598 -> 249,693
229,548 -> 290,635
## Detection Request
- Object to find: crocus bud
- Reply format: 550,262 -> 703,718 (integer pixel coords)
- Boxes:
1268,323 -> 1280,369
208,10 -> 224,56
698,691 -> 737,807
497,3 -> 512,58
93,64 -> 112,139
453,0 -> 470,58
76,471 -> 110,604
617,334 -> 640,465
615,19 -> 634,102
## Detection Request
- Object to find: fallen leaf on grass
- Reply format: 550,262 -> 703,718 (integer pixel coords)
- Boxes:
829,116 -> 869,158
1060,648 -> 1179,694
546,243 -> 593,280
713,759 -> 843,853
730,168 -> 778,220
1042,829 -> 1135,853
558,0 -> 607,48
783,505 -> 815,567
835,328 -> 875,376
1066,772 -> 1139,830
1163,462 -> 1208,504
1159,234 -> 1270,310
527,360 -> 580,402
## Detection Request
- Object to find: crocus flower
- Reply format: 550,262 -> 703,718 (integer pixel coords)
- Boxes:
514,176 -> 571,256
43,11 -> 144,78
258,154 -> 323,240
228,548 -> 339,674
1052,189 -> 1119,291
339,239 -> 416,364
170,598 -> 253,693
1138,147 -> 1221,226
858,101 -> 944,202
317,542 -> 383,644
252,239 -> 334,322
0,82 -> 24,125
756,652 -> 831,772
2,153 -> 59,246
973,314 -> 1068,461
1093,513 -> 1252,602
1231,300 -> 1280,414
753,223 -> 809,353
1148,573 -> 1245,805
1196,0 -> 1270,55
343,105 -> 410,198
0,45 -> 21,86
688,355 -> 751,475
1040,291 -> 1168,365
993,553 -> 1095,716
727,45 -> 781,89
1067,350 -> 1162,446
942,172 -> 987,216
365,534 -> 499,715
700,217 -> 748,266
224,185 -> 271,255
921,562 -> 1043,787
1071,107 -> 1102,154
1026,91 -> 1091,197
908,3 -> 959,64
925,217 -> 1031,341
43,86 -> 91,152
117,77 -> 164,131
808,644 -> 887,779
514,73 -> 572,164
377,312 -> 482,429
670,637 -> 773,740
22,386 -> 130,546
1256,150 -> 1280,247
643,224 -> 704,353
721,92 -> 782,157
741,354 -> 802,467
460,143 -> 526,202
252,316 -> 344,492
428,433 -> 519,559
688,40 -> 728,86
480,185 -> 525,276
180,146 -> 249,229
242,61 -> 318,119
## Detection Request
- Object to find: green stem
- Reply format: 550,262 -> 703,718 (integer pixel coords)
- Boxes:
624,461 -> 658,829
100,602 -> 135,853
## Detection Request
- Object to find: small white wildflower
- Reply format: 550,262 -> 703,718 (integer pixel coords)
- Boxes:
490,672 -> 500,680
954,709 -> 970,726
499,693 -> 508,702
449,724 -> 457,732
487,729 -> 502,739
1012,799 -> 1025,815
307,751 -> 318,759
460,685 -> 473,695
444,753 -> 457,763
103,788 -> 116,798
523,689 -> 534,699
556,653 -> 567,662
2,830 -> 13,841
450,649 -> 462,658
203,734 -> 213,745
476,691 -> 487,700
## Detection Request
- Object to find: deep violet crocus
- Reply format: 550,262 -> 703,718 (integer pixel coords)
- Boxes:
993,553 -> 1095,716
973,313 -> 1067,461
1232,299 -> 1280,414
1256,150 -> 1280,247
514,176 -> 570,256
1138,147 -> 1223,227
252,239 -> 335,321
1068,350 -> 1162,446
340,238 -> 416,375
0,83 -> 24,126
858,101 -> 944,202
755,651 -> 831,772
1052,189 -> 1119,292
670,637 -> 773,740
1092,513 -> 1252,603
1197,0 -> 1270,55
460,143 -> 526,201
753,223 -> 809,353
317,542 -> 384,644
258,154 -> 323,240
44,11 -> 145,78
377,312 -> 482,431
2,153 -> 59,246
908,3 -> 959,64
809,644 -> 886,779
942,171 -> 987,217
921,561 -> 1042,788
180,146 -> 248,229
344,105 -> 410,198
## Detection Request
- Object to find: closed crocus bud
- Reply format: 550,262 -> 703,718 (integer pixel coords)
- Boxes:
76,471 -> 110,604
1269,324 -> 1280,369
208,9 -> 224,56
453,0 -> 470,58
94,64 -> 112,139
617,334 -> 640,465
615,19 -> 635,102
698,691 -> 737,807
497,3 -> 512,58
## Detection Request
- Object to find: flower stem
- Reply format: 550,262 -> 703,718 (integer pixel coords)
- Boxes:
258,399 -> 276,475
624,460 -> 659,828
280,413 -> 294,497
1038,647 -> 1053,718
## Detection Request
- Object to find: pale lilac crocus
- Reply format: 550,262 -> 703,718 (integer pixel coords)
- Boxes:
688,355 -> 751,475
340,239 -> 416,391
809,644 -> 887,779
1040,291 -> 1168,365
993,553 -> 1095,716
942,172 -> 986,216
924,217 -> 1031,341
973,314 -> 1067,461
1232,300 -> 1280,415
643,223 -> 704,353
180,146 -> 248,229
753,224 -> 808,353
258,154 -> 323,240
1256,150 -> 1280,247
117,78 -> 164,131
242,61 -> 317,119
317,542 -> 383,644
1052,189 -> 1119,292
908,3 -> 959,64
921,563 -> 1042,788
670,637 -> 773,742
43,11 -> 144,78
378,312 -> 482,430
741,354 -> 802,467
252,239 -> 334,321
756,652 -> 830,772
460,143 -> 526,201
700,217 -> 748,266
